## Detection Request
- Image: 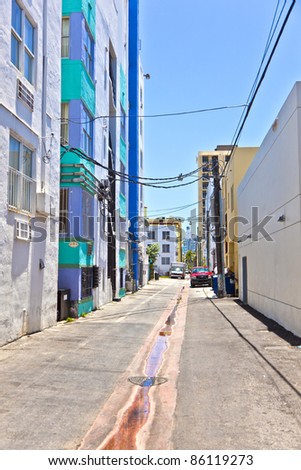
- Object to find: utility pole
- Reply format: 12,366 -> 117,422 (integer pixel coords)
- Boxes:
212,155 -> 224,298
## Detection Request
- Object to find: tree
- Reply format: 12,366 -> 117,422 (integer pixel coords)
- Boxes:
146,243 -> 160,279
184,250 -> 197,270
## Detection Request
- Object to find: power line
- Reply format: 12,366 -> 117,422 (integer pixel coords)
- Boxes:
61,145 -> 209,189
224,0 -> 296,170
61,103 -> 247,125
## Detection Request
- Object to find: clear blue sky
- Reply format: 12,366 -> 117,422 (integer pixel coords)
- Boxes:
139,0 -> 301,225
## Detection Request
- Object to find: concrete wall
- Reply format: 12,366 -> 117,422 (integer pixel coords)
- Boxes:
238,82 -> 301,337
0,0 -> 61,346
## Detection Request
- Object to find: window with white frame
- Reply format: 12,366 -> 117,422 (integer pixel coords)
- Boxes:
82,189 -> 94,239
11,0 -> 35,84
8,135 -> 35,213
59,188 -> 69,235
82,106 -> 93,156
61,103 -> 69,144
83,24 -> 94,78
61,17 -> 70,58
161,257 -> 170,265
162,244 -> 170,253
148,230 -> 155,240
162,231 -> 170,240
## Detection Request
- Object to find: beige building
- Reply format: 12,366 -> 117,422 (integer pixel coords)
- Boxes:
221,147 -> 258,291
196,145 -> 234,263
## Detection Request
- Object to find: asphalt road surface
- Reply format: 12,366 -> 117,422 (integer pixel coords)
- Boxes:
1,277 -> 301,450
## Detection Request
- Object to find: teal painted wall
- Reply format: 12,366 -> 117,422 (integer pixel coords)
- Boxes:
78,297 -> 93,315
119,288 -> 126,298
62,0 -> 96,37
119,248 -> 126,268
119,193 -> 127,219
62,60 -> 95,115
120,137 -> 127,166
59,240 -> 94,267
60,147 -> 95,193
120,65 -> 127,111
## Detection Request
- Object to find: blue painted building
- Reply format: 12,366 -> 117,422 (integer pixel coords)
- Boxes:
128,0 -> 146,290
58,0 -> 130,316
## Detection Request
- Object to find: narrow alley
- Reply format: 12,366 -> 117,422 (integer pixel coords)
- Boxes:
1,278 -> 301,450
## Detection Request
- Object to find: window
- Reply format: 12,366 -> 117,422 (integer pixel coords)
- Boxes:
82,106 -> 93,156
61,18 -> 70,58
162,257 -> 170,265
24,17 -> 34,83
11,0 -> 21,69
148,230 -> 155,240
81,267 -> 93,298
59,188 -> 69,235
82,190 -> 94,239
11,0 -> 35,84
15,219 -> 31,241
8,135 -> 35,213
83,25 -> 94,77
61,103 -> 69,144
162,244 -> 170,253
162,231 -> 170,240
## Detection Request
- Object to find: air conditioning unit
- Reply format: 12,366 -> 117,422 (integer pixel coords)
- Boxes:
15,220 -> 32,241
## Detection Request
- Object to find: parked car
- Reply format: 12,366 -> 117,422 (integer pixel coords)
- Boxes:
190,266 -> 212,287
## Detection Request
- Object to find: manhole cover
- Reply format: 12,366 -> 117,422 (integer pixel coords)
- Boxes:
128,376 -> 168,387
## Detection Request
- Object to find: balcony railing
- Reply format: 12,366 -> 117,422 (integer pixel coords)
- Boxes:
8,167 -> 36,213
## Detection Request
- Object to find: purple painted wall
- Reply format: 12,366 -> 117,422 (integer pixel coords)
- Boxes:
58,267 -> 81,300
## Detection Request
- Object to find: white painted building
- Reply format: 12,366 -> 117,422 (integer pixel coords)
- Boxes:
0,0 -> 61,346
93,0 -> 129,303
238,82 -> 301,337
147,218 -> 183,276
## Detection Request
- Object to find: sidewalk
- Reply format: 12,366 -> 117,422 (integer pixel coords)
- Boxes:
172,291 -> 301,449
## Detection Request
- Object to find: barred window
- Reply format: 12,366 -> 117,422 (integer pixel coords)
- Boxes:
8,135 -> 35,213
81,267 -> 93,298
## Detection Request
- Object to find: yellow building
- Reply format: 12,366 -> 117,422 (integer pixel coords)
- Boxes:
222,147 -> 258,291
196,145 -> 233,263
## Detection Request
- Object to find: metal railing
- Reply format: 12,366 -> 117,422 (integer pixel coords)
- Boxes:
8,167 -> 36,213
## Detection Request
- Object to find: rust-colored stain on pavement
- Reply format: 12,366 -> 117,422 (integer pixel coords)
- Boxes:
102,387 -> 150,450
99,289 -> 183,450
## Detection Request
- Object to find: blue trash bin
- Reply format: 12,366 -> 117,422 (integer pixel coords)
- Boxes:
212,275 -> 218,295
225,276 -> 235,296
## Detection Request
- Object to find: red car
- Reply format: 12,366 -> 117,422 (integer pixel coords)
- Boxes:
190,266 -> 212,287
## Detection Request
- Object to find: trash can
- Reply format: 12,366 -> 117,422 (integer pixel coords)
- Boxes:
212,275 -> 218,295
154,271 -> 159,280
57,289 -> 70,321
225,276 -> 235,296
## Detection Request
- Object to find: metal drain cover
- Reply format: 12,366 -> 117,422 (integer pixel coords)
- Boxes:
128,376 -> 168,387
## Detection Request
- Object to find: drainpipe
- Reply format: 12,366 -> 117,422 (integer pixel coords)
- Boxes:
41,0 -> 48,193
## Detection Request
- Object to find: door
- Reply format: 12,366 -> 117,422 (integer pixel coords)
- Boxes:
242,256 -> 248,304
